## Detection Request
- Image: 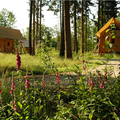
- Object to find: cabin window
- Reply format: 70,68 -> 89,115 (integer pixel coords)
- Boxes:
8,42 -> 9,46
112,39 -> 115,44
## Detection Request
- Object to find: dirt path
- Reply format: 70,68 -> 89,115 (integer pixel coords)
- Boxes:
82,59 -> 120,78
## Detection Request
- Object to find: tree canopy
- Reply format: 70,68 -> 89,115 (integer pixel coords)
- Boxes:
0,8 -> 16,28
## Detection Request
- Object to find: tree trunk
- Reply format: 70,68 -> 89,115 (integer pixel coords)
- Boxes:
74,0 -> 78,53
81,0 -> 84,54
40,0 -> 42,41
85,0 -> 87,52
60,0 -> 65,56
101,0 -> 103,27
36,0 -> 39,41
97,0 -> 100,43
33,0 -> 35,55
29,0 -> 33,55
64,0 -> 72,59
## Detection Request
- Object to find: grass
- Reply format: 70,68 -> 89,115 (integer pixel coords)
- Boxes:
0,49 -> 120,77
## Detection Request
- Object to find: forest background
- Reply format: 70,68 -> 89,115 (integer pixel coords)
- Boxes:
0,0 -> 120,59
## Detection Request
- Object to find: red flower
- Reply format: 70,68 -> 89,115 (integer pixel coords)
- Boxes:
25,79 -> 30,89
56,73 -> 60,84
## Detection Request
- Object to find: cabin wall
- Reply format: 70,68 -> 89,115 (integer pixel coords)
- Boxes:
99,30 -> 120,54
0,38 -> 14,53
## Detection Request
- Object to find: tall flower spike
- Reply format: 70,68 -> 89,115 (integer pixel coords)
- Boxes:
88,74 -> 94,90
10,77 -> 15,95
16,50 -> 21,71
25,75 -> 30,89
43,76 -> 45,87
56,73 -> 60,84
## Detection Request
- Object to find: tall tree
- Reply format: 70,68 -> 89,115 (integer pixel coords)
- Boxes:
29,0 -> 33,55
81,0 -> 84,54
36,0 -> 39,41
33,0 -> 35,55
64,0 -> 72,59
60,0 -> 65,56
73,0 -> 78,53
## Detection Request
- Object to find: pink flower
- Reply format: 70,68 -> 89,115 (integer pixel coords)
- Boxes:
0,99 -> 1,105
43,77 -> 45,87
10,79 -> 15,95
90,87 -> 92,90
10,90 -> 13,94
88,75 -> 94,90
0,89 -> 1,94
16,50 -> 21,71
56,73 -> 60,84
100,81 -> 104,88
98,75 -> 101,82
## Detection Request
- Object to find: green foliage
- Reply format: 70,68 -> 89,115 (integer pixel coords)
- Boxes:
0,8 -> 16,28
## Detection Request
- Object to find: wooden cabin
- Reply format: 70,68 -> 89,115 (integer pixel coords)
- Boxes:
95,17 -> 120,54
0,27 -> 25,53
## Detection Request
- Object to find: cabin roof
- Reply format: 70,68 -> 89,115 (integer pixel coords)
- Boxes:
0,27 -> 25,40
96,17 -> 120,38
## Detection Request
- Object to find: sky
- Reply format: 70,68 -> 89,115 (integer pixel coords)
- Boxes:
0,0 -> 59,34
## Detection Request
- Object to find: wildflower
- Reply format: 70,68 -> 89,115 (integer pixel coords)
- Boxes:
56,73 -> 60,84
100,81 -> 104,88
88,75 -> 94,90
82,60 -> 86,70
43,76 -> 45,87
16,50 -> 21,71
25,75 -> 30,89
0,99 -> 1,105
10,79 -> 15,95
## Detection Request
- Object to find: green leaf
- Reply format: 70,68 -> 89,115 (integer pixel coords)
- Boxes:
105,40 -> 109,45
25,116 -> 29,120
18,102 -> 22,109
89,114 -> 93,120
57,94 -> 61,100
112,35 -> 118,38
36,98 -> 41,103
20,92 -> 22,96
15,112 -> 22,118
106,29 -> 110,33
